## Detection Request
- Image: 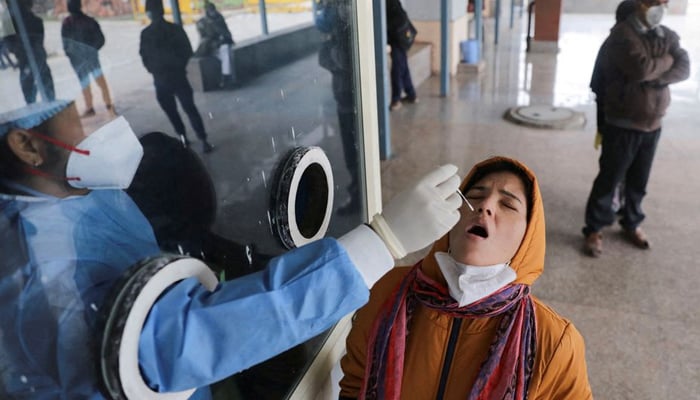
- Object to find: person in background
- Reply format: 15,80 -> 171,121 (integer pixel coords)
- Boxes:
316,0 -> 362,214
0,100 -> 462,399
583,0 -> 689,257
386,0 -> 417,111
5,0 -> 54,104
0,38 -> 18,69
340,156 -> 593,399
62,0 -> 116,118
590,0 -> 637,218
140,0 -> 215,153
196,1 -> 235,88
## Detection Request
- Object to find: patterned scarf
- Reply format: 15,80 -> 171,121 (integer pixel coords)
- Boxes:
360,263 -> 536,400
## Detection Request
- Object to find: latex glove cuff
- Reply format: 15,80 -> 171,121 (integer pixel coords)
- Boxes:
369,213 -> 407,259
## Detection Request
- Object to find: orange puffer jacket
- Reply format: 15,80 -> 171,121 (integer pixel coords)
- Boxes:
340,157 -> 593,400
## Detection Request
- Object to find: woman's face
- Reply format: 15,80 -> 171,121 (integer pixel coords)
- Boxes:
448,171 -> 528,266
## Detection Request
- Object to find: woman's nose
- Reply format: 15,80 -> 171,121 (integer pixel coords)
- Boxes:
477,197 -> 495,216
477,207 -> 493,216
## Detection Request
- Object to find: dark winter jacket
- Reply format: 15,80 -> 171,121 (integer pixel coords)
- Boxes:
597,16 -> 689,132
5,7 -> 45,64
195,11 -> 233,57
386,0 -> 409,47
139,18 -> 193,81
61,12 -> 104,61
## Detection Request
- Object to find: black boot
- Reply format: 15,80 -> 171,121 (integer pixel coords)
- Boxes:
179,134 -> 190,148
202,140 -> 214,153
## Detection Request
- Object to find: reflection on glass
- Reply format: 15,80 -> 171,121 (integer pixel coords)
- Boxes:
1,0 -> 363,397
265,0 -> 312,34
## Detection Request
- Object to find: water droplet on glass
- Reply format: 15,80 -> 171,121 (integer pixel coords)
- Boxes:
266,210 -> 275,235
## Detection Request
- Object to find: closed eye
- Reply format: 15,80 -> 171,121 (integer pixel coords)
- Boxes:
501,201 -> 519,211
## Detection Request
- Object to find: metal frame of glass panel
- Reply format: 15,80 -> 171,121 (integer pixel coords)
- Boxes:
288,0 -> 382,395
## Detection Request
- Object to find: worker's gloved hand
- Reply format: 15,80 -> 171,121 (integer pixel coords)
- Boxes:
370,164 -> 461,259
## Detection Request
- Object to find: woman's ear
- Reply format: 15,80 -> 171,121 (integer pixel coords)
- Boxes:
6,128 -> 45,167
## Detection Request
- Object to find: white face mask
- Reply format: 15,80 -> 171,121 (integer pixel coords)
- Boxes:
65,116 -> 143,190
435,252 -> 517,307
645,5 -> 665,27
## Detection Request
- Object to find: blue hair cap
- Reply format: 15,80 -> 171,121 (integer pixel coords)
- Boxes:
0,100 -> 72,137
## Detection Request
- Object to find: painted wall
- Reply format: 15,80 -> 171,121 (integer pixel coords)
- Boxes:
403,0 -> 467,21
562,0 -> 688,15
401,0 -> 469,75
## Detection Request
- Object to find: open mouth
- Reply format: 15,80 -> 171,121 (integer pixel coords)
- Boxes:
467,225 -> 488,238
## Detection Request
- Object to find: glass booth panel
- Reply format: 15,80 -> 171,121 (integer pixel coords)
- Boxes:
0,0 -> 366,397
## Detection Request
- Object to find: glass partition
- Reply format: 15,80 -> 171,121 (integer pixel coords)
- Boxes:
0,0 -> 368,397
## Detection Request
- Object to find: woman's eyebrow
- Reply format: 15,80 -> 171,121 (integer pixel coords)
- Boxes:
499,189 -> 524,204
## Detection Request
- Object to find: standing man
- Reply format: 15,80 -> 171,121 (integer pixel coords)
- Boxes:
583,0 -> 689,257
62,0 -> 116,118
5,0 -> 55,104
140,0 -> 214,153
386,0 -> 417,111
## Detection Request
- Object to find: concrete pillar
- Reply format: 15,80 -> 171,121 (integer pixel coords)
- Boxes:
403,0 -> 468,76
531,0 -> 561,53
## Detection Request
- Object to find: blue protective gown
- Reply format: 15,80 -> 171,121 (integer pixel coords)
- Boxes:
0,188 -> 369,399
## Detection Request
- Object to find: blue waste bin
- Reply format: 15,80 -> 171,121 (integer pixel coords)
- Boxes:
460,39 -> 480,64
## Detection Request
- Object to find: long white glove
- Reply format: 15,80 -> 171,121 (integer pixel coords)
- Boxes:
370,164 -> 462,259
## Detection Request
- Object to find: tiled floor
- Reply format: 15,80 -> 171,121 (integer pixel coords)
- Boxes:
383,11 -> 700,400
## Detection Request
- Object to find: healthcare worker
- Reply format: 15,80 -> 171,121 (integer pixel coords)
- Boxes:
0,100 -> 462,399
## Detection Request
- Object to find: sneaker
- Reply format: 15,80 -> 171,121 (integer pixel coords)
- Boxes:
179,135 -> 190,148
202,141 -> 214,154
106,104 -> 118,117
401,96 -> 419,104
389,100 -> 402,111
623,227 -> 650,249
584,231 -> 603,257
81,108 -> 96,118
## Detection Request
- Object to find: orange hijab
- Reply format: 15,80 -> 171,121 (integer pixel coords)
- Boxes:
419,156 -> 546,286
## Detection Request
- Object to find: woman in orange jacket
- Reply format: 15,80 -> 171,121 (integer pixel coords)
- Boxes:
339,156 -> 593,400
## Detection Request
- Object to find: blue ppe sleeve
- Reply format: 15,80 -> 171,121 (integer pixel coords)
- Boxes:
138,238 -> 369,392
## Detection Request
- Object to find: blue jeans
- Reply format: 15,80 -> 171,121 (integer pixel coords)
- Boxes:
390,44 -> 415,102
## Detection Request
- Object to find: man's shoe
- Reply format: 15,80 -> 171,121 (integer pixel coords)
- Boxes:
584,231 -> 603,257
401,96 -> 419,104
202,141 -> 215,154
106,104 -> 118,117
623,227 -> 650,249
389,100 -> 402,111
81,108 -> 96,118
179,135 -> 190,148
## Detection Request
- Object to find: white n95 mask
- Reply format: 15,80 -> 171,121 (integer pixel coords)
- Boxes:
645,5 -> 665,27
65,116 -> 144,189
435,252 -> 517,307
